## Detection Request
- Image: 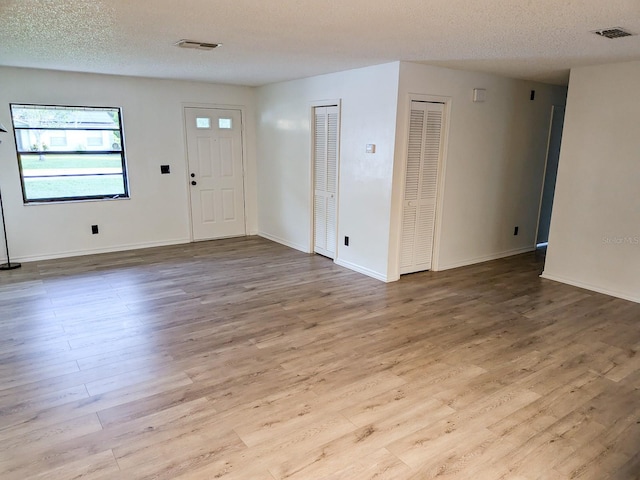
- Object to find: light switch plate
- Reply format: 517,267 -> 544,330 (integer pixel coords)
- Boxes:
473,88 -> 486,102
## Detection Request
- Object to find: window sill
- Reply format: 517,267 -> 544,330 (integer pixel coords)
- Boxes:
24,196 -> 131,206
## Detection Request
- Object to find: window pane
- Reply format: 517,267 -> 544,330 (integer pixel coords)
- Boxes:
196,117 -> 211,129
86,136 -> 103,147
24,175 -> 126,201
219,118 -> 232,129
50,136 -> 67,147
20,154 -> 124,174
15,129 -> 121,152
11,105 -> 120,130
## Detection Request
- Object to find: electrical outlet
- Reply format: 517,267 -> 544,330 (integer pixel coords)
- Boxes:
92,225 -> 99,234
344,236 -> 349,246
514,226 -> 519,236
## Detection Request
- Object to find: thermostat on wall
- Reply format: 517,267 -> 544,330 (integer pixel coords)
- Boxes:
366,144 -> 376,154
473,88 -> 486,102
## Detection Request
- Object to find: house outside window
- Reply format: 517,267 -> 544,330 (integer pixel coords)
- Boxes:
10,104 -> 129,203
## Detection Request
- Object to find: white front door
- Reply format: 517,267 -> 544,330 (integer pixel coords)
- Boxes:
313,105 -> 339,259
185,107 -> 246,241
400,101 -> 445,274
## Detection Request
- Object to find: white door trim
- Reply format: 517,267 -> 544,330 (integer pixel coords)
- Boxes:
309,99 -> 342,257
395,93 -> 451,276
182,103 -> 249,242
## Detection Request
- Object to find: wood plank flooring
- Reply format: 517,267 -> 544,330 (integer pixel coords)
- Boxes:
0,236 -> 639,479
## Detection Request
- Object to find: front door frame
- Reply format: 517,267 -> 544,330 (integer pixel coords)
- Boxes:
182,102 -> 249,242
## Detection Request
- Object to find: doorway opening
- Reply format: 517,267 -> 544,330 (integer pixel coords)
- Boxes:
536,105 -> 566,248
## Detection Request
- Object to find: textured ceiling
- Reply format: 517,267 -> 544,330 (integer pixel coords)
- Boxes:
1,0 -> 639,87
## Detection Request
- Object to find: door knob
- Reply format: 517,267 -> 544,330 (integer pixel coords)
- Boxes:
191,181 -> 197,186
191,173 -> 195,178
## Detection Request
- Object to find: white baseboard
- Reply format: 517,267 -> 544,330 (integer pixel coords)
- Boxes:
334,258 -> 388,282
257,232 -> 388,282
436,246 -> 536,271
540,272 -> 640,304
11,238 -> 192,263
258,232 -> 310,254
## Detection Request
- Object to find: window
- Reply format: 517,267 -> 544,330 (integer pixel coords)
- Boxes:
196,117 -> 211,129
50,134 -> 67,147
86,134 -> 104,147
10,104 -> 129,203
218,118 -> 232,129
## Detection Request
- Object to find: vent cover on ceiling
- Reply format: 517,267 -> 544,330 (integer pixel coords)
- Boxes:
592,27 -> 635,39
174,39 -> 221,50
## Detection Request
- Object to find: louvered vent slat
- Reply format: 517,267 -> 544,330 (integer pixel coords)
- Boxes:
314,112 -> 327,191
400,205 -> 417,268
421,110 -> 442,201
415,205 -> 436,265
327,113 -> 338,194
327,195 -> 337,249
405,110 -> 424,201
314,195 -> 326,250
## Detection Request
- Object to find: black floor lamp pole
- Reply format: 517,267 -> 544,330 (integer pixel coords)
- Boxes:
0,122 -> 21,270
0,188 -> 20,270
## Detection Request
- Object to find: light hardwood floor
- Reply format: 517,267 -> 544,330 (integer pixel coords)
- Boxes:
0,237 -> 638,479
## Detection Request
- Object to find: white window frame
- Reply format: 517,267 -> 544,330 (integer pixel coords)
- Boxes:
10,103 -> 129,203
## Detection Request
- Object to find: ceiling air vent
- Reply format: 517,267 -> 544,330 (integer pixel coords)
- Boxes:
174,39 -> 221,50
592,27 -> 634,39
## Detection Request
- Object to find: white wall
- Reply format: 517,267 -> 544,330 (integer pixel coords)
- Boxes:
543,61 -> 640,303
0,67 -> 257,262
256,62 -> 401,281
389,62 -> 567,279
0,61 -> 572,286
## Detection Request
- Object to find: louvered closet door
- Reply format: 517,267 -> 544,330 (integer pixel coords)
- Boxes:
314,106 -> 339,259
400,101 -> 444,274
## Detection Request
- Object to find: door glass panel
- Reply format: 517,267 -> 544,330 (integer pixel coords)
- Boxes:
196,117 -> 211,129
218,118 -> 232,129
